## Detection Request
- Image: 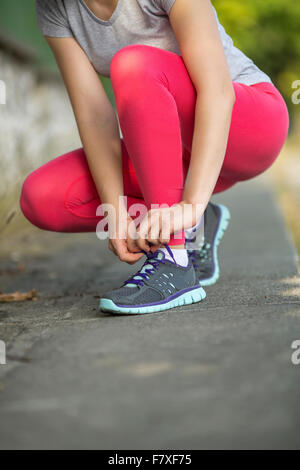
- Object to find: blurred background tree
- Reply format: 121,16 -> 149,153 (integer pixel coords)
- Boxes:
0,0 -> 299,119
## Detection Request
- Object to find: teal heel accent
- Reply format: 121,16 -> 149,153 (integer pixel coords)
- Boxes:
200,204 -> 230,286
100,286 -> 206,315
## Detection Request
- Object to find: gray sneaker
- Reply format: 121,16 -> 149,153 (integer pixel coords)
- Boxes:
187,203 -> 230,286
99,245 -> 206,314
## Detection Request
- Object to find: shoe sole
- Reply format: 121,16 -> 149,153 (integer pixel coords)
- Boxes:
200,204 -> 230,286
99,285 -> 206,315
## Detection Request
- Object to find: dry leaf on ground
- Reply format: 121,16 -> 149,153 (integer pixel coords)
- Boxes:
0,289 -> 37,302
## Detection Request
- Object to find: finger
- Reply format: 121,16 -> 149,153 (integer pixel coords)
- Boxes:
147,239 -> 161,247
138,215 -> 152,249
146,214 -> 161,246
114,239 -> 144,264
125,253 -> 144,265
119,251 -> 144,264
159,236 -> 170,246
149,244 -> 161,253
159,224 -> 171,245
147,231 -> 161,246
127,235 -> 141,254
125,240 -> 144,262
109,240 -> 118,256
136,227 -> 151,253
136,235 -> 151,253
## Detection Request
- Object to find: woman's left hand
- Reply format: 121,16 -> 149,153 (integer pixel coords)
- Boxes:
134,201 -> 205,251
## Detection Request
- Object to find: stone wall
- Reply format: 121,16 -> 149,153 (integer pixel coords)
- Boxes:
0,40 -> 81,241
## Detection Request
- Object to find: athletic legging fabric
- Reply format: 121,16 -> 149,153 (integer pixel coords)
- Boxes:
20,44 -> 289,245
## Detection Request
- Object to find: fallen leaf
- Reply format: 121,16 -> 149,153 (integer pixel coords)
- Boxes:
0,289 -> 37,303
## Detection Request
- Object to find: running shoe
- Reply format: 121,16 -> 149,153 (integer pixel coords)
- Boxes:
99,245 -> 206,314
186,203 -> 230,286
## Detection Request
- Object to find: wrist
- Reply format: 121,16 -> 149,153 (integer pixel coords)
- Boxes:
179,199 -> 205,213
102,195 -> 127,214
178,200 -> 205,227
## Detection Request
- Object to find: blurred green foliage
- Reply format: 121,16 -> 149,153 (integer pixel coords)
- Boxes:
0,0 -> 299,115
0,0 -> 113,98
0,0 -> 52,66
213,0 -> 300,109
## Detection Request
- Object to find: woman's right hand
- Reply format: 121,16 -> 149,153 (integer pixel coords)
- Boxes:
108,212 -> 145,264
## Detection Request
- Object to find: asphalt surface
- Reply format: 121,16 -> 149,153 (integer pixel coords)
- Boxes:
0,175 -> 299,450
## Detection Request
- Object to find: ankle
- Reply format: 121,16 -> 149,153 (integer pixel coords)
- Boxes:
161,246 -> 189,267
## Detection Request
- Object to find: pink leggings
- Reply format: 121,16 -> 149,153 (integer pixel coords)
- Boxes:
20,45 -> 289,245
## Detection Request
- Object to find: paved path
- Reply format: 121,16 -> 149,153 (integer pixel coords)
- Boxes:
0,175 -> 299,450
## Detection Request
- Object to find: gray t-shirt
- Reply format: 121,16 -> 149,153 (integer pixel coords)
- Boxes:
35,0 -> 272,86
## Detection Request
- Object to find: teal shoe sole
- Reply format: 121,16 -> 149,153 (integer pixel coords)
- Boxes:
200,204 -> 230,286
99,285 -> 206,315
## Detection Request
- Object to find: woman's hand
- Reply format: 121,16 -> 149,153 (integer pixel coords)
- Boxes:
134,201 -> 205,251
108,211 -> 144,264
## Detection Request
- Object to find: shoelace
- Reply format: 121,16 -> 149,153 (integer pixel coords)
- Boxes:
188,243 -> 211,270
124,244 -> 176,288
